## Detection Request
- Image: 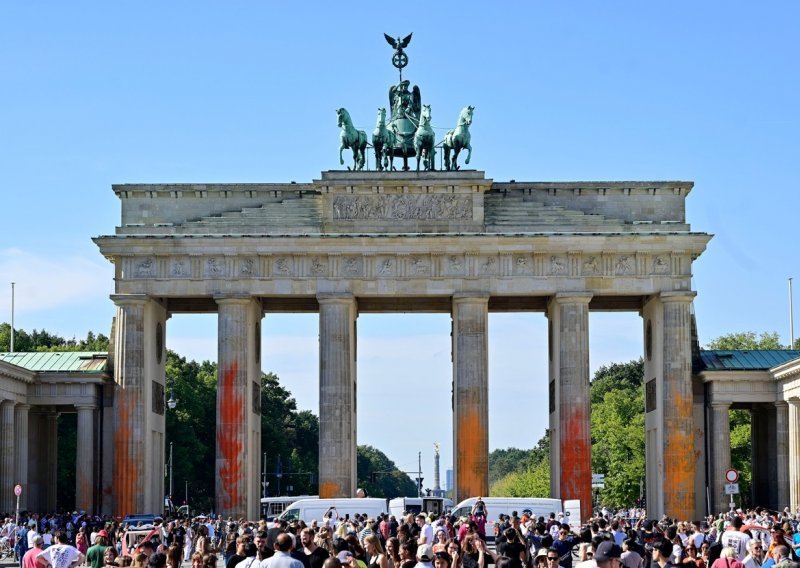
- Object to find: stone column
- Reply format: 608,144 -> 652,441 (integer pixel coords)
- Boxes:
661,294 -> 696,519
44,411 -> 59,511
111,296 -> 146,517
75,404 -> 97,513
776,401 -> 790,509
0,401 -> 15,512
318,294 -> 358,498
452,294 -> 490,502
710,402 -> 731,513
215,296 -> 263,519
547,293 -> 592,521
789,399 -> 800,511
14,404 -> 30,510
643,292 -> 697,520
111,294 -> 167,516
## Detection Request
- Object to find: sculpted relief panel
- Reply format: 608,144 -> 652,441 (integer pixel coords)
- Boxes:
332,194 -> 472,220
122,252 -> 687,281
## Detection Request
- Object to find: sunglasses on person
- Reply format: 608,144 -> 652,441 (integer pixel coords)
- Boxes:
548,557 -> 559,561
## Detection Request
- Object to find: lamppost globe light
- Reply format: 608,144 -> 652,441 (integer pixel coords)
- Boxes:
167,389 -> 177,410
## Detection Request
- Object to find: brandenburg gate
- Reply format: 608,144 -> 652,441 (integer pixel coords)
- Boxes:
93,170 -> 711,520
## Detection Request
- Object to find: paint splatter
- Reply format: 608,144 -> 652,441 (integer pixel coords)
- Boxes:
218,362 -> 245,512
113,392 -> 140,517
561,404 -> 592,521
456,407 -> 488,499
319,481 -> 341,499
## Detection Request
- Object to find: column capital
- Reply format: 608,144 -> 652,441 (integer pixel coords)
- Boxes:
0,400 -> 15,410
659,291 -> 697,303
452,293 -> 490,304
776,400 -> 790,409
14,404 -> 31,412
74,404 -> 98,411
710,401 -> 731,409
214,294 -> 258,306
110,294 -> 150,307
317,293 -> 356,305
550,292 -> 593,305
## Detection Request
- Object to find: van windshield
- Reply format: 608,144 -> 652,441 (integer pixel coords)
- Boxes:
281,508 -> 300,521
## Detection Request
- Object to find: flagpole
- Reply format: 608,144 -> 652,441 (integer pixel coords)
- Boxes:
10,282 -> 14,353
790,277 -> 795,348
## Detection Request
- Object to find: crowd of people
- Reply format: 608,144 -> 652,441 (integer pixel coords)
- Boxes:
2,505 -> 800,568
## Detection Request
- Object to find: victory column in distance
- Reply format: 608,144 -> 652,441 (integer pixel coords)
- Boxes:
337,33 -> 475,172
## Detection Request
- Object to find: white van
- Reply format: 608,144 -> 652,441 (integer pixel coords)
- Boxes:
261,495 -> 318,520
451,497 -> 563,541
279,498 -> 388,523
388,497 -> 454,519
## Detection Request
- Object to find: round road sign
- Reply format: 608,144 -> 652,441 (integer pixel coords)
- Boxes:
725,469 -> 739,483
13,484 -> 22,496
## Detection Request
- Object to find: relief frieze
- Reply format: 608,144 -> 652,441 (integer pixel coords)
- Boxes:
332,194 -> 472,220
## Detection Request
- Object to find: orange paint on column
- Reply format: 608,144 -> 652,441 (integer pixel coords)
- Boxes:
218,362 -> 245,512
113,394 -> 138,517
663,382 -> 695,519
561,404 -> 592,521
456,408 -> 488,498
319,481 -> 341,499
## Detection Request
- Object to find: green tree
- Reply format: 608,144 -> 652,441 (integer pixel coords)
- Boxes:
490,455 -> 550,497
590,359 -> 644,404
590,359 -> 645,507
357,445 -> 418,498
261,372 -> 319,496
165,351 -> 219,509
0,323 -> 109,352
489,435 -> 550,485
705,331 -> 784,350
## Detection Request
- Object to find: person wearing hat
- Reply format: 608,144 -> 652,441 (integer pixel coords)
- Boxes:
594,542 -> 622,568
415,545 -> 434,568
534,548 -> 549,568
86,531 -> 110,568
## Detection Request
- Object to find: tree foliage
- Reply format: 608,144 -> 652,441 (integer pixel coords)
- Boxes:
0,323 -> 109,352
489,436 -> 550,485
590,361 -> 645,507
489,434 -> 550,496
705,331 -> 784,350
356,445 -> 417,498
491,455 -> 550,497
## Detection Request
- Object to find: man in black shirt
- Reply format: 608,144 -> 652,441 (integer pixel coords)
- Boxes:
225,536 -> 248,568
301,528 -> 329,568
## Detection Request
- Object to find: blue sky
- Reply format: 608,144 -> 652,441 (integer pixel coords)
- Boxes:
1,2 -> 799,487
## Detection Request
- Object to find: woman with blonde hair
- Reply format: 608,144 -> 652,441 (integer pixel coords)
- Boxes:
364,535 -> 389,568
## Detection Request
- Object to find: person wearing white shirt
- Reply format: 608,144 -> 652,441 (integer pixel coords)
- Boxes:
36,531 -> 84,568
742,540 -> 764,568
27,527 -> 41,550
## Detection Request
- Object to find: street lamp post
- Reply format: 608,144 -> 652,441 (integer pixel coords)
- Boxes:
169,442 -> 174,499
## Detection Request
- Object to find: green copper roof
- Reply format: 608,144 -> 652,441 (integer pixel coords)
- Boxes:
0,352 -> 108,373
699,350 -> 800,371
